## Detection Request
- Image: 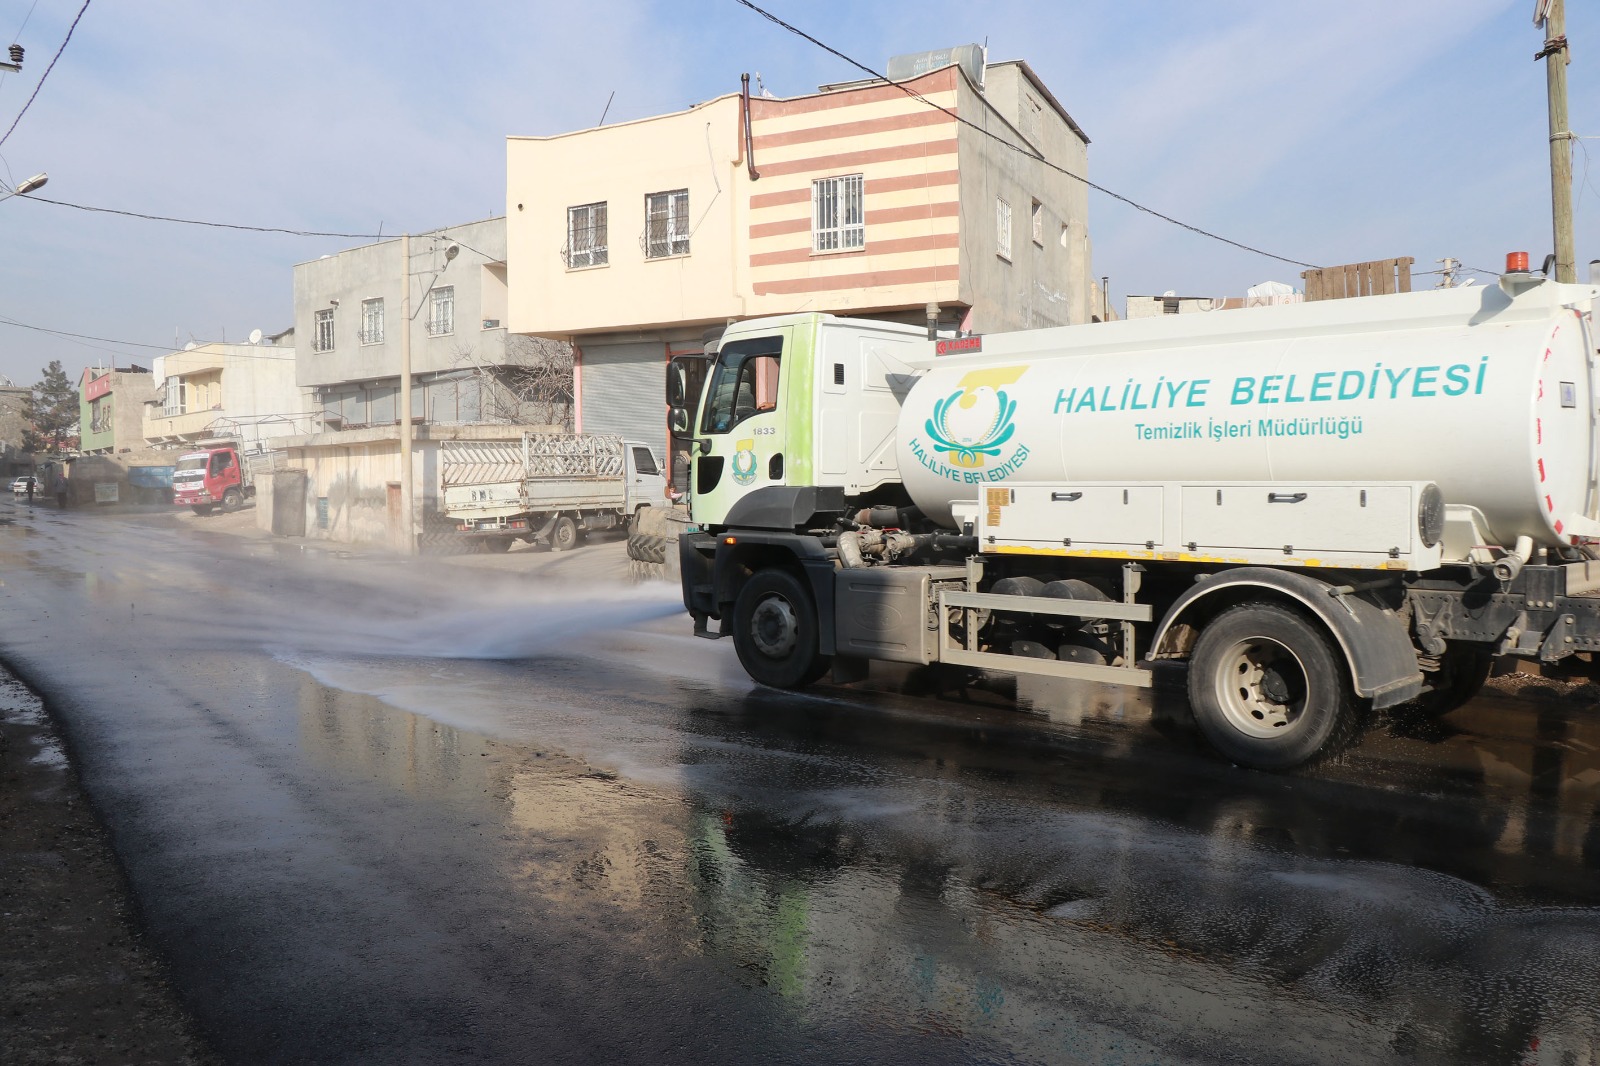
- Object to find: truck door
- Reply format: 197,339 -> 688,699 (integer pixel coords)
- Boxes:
690,330 -> 790,527
628,444 -> 665,507
210,450 -> 238,491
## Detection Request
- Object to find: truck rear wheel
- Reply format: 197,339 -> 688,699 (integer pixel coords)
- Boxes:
191,504 -> 214,516
221,488 -> 242,513
733,569 -> 831,689
550,515 -> 579,552
1188,602 -> 1357,770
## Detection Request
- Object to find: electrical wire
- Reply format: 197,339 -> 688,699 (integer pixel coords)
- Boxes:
23,194 -> 387,238
0,0 -> 90,150
730,0 -> 1321,271
0,313 -> 300,361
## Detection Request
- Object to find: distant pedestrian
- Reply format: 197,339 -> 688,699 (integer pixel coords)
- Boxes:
25,477 -> 34,503
53,476 -> 67,509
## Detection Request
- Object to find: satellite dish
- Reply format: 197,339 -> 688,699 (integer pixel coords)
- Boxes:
183,342 -> 198,351
248,329 -> 263,345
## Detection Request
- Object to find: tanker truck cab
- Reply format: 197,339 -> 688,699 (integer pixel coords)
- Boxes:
676,278 -> 1600,772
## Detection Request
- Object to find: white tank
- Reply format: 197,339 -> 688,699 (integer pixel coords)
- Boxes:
897,281 -> 1600,547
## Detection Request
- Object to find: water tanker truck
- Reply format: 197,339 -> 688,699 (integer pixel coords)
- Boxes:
671,264 -> 1600,770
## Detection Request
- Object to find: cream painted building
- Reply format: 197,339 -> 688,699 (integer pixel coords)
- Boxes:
506,50 -> 1098,456
143,338 -> 315,449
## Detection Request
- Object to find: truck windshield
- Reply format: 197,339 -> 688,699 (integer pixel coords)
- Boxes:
175,457 -> 207,472
700,336 -> 782,435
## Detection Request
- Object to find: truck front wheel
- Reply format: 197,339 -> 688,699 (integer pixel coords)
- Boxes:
1188,602 -> 1357,771
733,569 -> 832,689
221,488 -> 242,513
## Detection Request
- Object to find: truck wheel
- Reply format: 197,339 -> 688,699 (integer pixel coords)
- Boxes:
1188,602 -> 1357,771
192,504 -> 214,516
221,488 -> 242,513
1416,648 -> 1493,717
733,569 -> 832,689
550,515 -> 579,552
485,537 -> 513,553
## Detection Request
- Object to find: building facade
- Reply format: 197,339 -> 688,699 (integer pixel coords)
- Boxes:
505,50 -> 1099,455
79,366 -> 154,455
143,337 -> 313,450
292,217 -> 523,429
283,217 -> 565,549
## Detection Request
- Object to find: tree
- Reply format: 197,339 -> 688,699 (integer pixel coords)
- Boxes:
447,335 -> 575,430
22,360 -> 78,454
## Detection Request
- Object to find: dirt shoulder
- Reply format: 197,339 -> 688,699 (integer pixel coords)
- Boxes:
0,675 -> 216,1065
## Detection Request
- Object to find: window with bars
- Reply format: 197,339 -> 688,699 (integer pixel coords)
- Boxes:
812,174 -> 864,253
428,286 -> 454,337
996,197 -> 1013,261
644,189 -> 690,258
314,308 -> 335,352
565,202 -> 608,268
360,298 -> 384,345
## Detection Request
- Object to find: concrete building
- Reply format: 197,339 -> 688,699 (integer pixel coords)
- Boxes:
505,47 -> 1099,455
80,366 -> 154,455
277,217 -> 563,549
143,336 -> 314,449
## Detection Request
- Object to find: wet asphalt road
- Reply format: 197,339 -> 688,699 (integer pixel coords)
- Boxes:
2,500 -> 1599,1065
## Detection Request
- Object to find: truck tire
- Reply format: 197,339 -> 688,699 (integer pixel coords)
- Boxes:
627,532 -> 666,564
733,568 -> 832,689
550,515 -> 579,552
192,504 -> 214,516
484,537 -> 513,553
1415,647 -> 1493,717
221,488 -> 242,513
1187,602 -> 1357,771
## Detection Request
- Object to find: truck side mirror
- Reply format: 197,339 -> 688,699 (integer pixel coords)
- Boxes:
669,406 -> 691,435
666,364 -> 688,407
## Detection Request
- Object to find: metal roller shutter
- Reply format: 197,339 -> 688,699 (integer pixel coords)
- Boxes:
578,341 -> 667,456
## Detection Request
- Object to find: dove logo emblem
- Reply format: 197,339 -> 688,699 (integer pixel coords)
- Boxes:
922,366 -> 1029,472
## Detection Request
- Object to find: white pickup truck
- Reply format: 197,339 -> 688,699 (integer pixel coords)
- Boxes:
441,433 -> 665,552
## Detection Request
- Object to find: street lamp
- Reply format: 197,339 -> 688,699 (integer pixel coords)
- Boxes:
0,172 -> 47,201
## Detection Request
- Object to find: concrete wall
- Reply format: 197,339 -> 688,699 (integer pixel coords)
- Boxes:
293,217 -> 509,390
957,61 -> 1093,332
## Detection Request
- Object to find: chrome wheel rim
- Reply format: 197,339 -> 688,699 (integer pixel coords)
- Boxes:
1211,637 -> 1308,739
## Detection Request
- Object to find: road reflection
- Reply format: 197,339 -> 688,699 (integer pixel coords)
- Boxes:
290,658 -> 1600,1064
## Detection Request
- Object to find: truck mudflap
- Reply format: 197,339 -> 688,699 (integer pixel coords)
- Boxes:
1151,567 -> 1424,709
681,531 -> 719,635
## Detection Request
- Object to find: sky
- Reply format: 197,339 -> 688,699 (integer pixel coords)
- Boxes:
0,0 -> 1595,388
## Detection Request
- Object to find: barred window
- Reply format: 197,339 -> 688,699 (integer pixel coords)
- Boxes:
645,189 -> 690,258
314,308 -> 335,352
812,174 -> 864,253
360,298 -> 384,345
996,197 -> 1013,261
428,286 -> 454,337
565,202 -> 608,268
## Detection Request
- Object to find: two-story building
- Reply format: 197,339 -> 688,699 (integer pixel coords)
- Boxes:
505,47 -> 1100,456
278,217 -> 565,548
143,335 -> 313,449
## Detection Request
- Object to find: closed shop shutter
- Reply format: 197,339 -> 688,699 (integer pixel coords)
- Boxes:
578,341 -> 667,455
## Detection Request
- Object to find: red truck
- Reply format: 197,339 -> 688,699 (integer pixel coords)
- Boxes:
171,443 -> 255,515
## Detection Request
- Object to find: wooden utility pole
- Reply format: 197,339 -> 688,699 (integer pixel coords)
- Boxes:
1538,0 -> 1575,282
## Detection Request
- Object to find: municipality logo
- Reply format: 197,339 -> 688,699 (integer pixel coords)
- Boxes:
924,367 -> 1025,468
911,366 -> 1032,485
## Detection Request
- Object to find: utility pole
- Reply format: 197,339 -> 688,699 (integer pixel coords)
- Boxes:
1435,257 -> 1461,288
399,233 -> 415,555
1537,0 -> 1575,282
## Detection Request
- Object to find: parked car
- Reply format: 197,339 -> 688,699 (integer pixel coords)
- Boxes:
11,476 -> 35,496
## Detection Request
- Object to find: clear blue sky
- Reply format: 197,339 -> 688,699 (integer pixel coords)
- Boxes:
0,0 -> 1594,387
